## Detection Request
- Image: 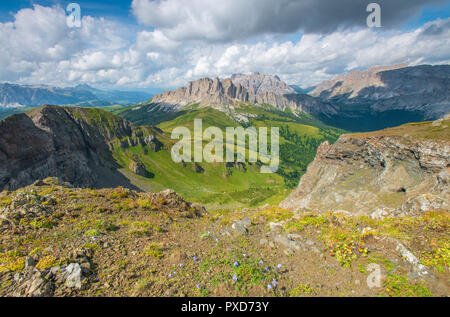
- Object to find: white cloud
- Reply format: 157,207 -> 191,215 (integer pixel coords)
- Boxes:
0,4 -> 448,90
180,19 -> 450,87
0,5 -> 130,86
136,30 -> 181,53
131,0 -> 446,42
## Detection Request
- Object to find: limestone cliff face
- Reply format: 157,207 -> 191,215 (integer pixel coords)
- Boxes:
280,117 -> 450,217
0,105 -> 159,191
151,74 -> 335,116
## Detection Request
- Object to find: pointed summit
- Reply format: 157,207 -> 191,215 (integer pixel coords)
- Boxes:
230,72 -> 295,95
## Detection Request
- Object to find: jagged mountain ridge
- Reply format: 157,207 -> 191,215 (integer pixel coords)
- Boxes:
151,74 -> 336,117
230,72 -> 296,95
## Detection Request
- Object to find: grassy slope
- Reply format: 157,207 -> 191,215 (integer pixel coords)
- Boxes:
109,103 -> 344,208
1,103 -> 344,208
111,133 -> 287,209
0,107 -> 35,121
351,117 -> 450,141
112,102 -> 183,126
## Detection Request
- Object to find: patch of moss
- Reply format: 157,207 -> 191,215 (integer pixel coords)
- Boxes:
35,255 -> 61,270
84,229 -> 100,237
143,242 -> 165,258
0,250 -> 25,273
289,284 -> 318,297
380,274 -> 433,297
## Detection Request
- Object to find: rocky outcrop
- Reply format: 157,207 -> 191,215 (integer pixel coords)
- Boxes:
128,160 -> 149,177
280,117 -> 450,217
0,105 -> 160,191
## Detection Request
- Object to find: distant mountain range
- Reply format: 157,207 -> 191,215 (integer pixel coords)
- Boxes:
0,83 -> 154,109
1,63 -> 449,207
148,64 -> 450,131
1,64 -> 449,132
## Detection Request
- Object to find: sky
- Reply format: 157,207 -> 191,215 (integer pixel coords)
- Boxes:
0,0 -> 449,90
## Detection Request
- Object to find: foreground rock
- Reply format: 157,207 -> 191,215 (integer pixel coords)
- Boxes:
280,118 -> 450,217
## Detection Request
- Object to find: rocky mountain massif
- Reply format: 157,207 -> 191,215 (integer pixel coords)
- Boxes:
149,65 -> 449,132
310,64 -> 408,98
312,64 -> 450,130
0,105 -> 161,192
151,73 -> 337,117
230,72 -> 297,95
281,115 -> 450,218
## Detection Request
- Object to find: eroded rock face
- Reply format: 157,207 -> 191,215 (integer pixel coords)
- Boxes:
280,119 -> 450,217
0,105 -> 159,191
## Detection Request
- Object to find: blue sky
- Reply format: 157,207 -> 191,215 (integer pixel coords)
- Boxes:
0,0 -> 449,89
404,1 -> 450,29
0,1 -> 133,22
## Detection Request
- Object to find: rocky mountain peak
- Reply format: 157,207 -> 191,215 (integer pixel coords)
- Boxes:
150,64 -> 449,131
231,72 -> 295,95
